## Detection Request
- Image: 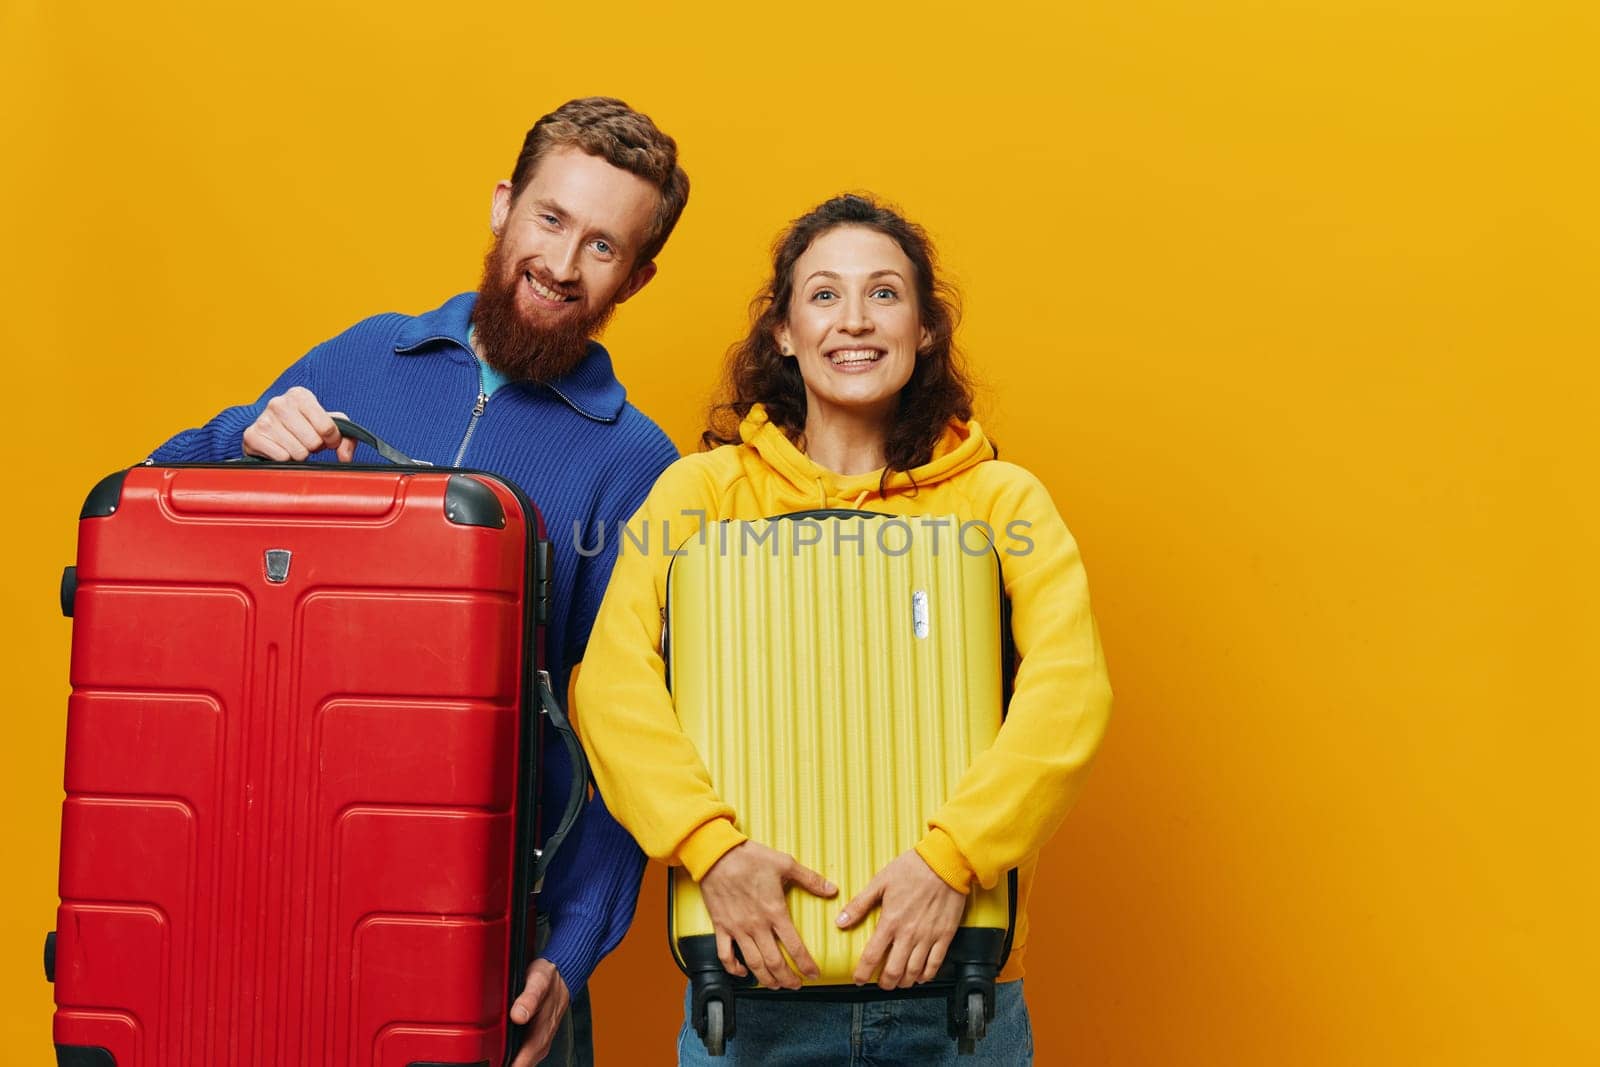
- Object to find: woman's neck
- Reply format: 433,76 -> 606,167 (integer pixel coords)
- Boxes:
801,405 -> 892,476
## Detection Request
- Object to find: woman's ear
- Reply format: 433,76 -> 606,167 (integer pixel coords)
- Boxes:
775,326 -> 796,358
919,325 -> 933,354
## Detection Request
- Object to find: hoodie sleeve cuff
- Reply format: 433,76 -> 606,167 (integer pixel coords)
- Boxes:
915,828 -> 975,894
678,818 -> 747,881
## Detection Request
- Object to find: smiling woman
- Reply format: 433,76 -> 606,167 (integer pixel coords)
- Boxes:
774,228 -> 930,465
706,195 -> 973,489
573,193 -> 1114,1065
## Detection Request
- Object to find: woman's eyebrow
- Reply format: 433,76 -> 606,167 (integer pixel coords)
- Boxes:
803,269 -> 907,283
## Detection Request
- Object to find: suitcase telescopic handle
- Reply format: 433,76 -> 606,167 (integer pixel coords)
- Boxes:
533,670 -> 590,893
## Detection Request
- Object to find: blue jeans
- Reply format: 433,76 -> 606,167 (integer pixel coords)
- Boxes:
676,981 -> 1032,1066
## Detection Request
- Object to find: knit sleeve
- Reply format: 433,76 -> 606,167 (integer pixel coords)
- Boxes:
532,738 -> 648,993
534,424 -> 678,990
146,342 -> 330,463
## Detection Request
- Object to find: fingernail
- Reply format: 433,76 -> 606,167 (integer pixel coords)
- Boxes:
824,881 -> 837,894
836,911 -> 849,927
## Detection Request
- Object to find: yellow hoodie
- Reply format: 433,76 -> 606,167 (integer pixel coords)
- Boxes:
575,405 -> 1112,981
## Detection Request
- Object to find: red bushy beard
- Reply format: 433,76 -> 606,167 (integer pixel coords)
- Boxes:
469,237 -> 619,383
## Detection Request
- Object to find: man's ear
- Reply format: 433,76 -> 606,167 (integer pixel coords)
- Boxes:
490,180 -> 514,236
615,260 -> 658,305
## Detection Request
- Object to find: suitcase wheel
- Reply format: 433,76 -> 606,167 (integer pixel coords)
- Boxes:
704,998 -> 727,1057
44,930 -> 55,982
685,942 -> 736,1056
60,567 -> 77,618
957,989 -> 986,1054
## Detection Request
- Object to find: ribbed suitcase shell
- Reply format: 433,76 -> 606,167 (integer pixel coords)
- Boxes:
51,464 -> 543,1067
666,513 -> 1011,985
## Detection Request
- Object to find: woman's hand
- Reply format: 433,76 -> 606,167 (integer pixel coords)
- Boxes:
698,840 -> 839,989
838,849 -> 968,990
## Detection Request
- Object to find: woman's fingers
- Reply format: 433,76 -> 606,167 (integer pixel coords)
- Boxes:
753,903 -> 803,988
904,940 -> 932,988
853,920 -> 893,985
847,850 -> 970,986
714,928 -> 745,978
921,928 -> 953,983
741,927 -> 799,990
878,932 -> 917,991
836,874 -> 885,930
859,922 -> 953,989
786,861 -> 837,899
774,915 -> 821,981
699,841 -> 840,989
732,930 -> 775,987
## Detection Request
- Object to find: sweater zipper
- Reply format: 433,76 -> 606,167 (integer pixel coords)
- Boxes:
451,389 -> 488,467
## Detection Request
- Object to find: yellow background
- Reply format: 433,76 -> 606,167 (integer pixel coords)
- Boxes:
3,0 -> 1595,1062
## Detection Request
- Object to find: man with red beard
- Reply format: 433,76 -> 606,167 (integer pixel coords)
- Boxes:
148,98 -> 688,1067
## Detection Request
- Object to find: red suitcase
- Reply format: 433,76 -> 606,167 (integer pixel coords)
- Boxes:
46,421 -> 583,1067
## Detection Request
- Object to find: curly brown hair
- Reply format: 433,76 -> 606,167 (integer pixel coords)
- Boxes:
704,194 -> 977,482
509,96 -> 690,266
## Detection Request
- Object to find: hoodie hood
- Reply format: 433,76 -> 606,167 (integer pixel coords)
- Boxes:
737,403 -> 995,510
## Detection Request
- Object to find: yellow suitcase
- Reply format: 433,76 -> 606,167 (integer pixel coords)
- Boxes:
665,511 -> 1016,1056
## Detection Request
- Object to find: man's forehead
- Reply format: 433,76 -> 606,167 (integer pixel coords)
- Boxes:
518,147 -> 658,234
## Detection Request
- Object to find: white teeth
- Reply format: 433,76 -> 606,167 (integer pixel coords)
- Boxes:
829,349 -> 882,365
525,273 -> 572,303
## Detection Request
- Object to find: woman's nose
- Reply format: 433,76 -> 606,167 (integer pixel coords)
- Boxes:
840,296 -> 872,334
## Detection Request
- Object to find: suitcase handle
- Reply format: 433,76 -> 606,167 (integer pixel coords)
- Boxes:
329,417 -> 428,466
240,417 -> 429,466
533,670 -> 590,892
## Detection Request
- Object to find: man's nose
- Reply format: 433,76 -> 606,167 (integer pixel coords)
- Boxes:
547,238 -> 582,284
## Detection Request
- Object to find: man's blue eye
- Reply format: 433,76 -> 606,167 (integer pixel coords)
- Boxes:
594,240 -> 612,255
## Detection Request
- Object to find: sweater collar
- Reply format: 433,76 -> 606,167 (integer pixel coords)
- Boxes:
737,403 -> 995,506
391,292 -> 628,423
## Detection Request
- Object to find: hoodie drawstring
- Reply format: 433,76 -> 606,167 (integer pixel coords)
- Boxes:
814,477 -> 875,511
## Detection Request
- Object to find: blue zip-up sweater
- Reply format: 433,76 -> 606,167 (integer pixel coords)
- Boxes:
150,292 -> 678,992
